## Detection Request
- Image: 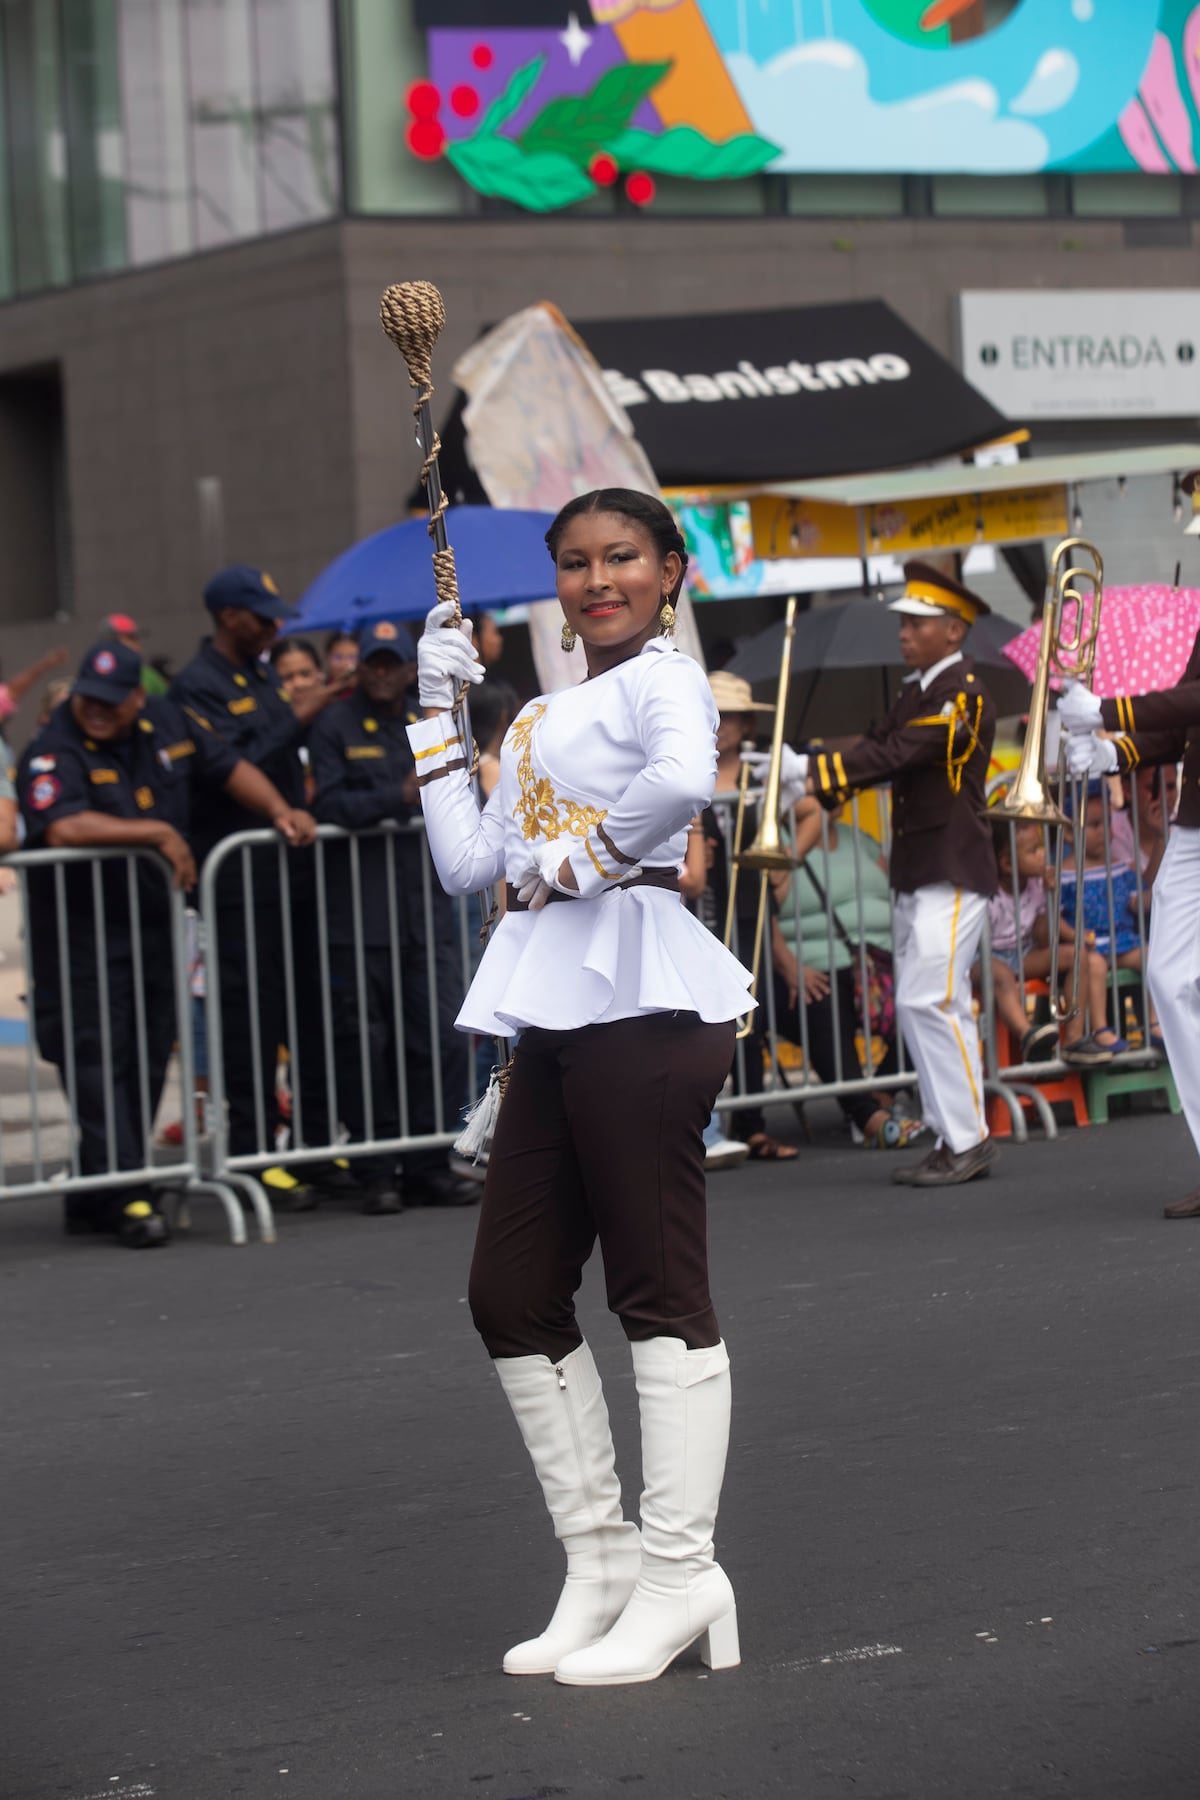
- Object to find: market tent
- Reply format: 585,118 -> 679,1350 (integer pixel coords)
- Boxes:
428,301 -> 1010,497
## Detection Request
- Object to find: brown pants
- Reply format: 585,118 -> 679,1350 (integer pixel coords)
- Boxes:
468,1011 -> 736,1361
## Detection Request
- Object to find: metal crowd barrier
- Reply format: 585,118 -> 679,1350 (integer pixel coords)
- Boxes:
978,765 -> 1172,1099
0,846 -> 263,1243
708,767 -> 1176,1145
5,776 -> 1172,1239
198,822 -> 478,1194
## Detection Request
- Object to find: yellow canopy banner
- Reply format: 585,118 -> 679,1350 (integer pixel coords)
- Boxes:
750,484 -> 1069,560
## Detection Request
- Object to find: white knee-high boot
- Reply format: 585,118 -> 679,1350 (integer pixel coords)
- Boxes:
494,1341 -> 641,1675
554,1337 -> 739,1686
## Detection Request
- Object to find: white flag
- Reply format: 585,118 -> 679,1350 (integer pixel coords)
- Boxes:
452,303 -> 706,691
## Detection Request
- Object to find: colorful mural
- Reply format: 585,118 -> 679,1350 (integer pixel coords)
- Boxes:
404,1 -> 1200,210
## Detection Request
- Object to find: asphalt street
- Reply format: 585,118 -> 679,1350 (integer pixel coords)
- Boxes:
2,1102 -> 1199,1800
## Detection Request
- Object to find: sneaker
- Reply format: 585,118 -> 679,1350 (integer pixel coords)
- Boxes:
705,1134 -> 751,1170
1019,1023 -> 1059,1064
260,1165 -> 320,1212
360,1180 -> 405,1217
116,1196 -> 170,1248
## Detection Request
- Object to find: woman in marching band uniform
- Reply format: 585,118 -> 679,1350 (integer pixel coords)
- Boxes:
406,488 -> 752,1686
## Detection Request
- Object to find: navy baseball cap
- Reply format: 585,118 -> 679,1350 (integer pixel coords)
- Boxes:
74,640 -> 143,704
203,565 -> 296,620
359,620 -> 417,662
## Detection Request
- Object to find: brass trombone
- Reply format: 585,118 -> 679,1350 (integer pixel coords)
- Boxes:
992,536 -> 1105,1023
724,596 -> 798,1035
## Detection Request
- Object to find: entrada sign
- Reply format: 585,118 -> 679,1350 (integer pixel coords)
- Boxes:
960,291 -> 1200,420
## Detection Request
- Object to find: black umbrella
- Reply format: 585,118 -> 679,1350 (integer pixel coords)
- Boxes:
727,598 -> 1030,738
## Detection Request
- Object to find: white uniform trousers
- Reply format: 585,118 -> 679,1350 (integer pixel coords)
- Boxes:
893,883 -> 989,1155
1146,826 -> 1200,1162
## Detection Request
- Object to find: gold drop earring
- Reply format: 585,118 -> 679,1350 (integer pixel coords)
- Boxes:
658,594 -> 676,637
561,619 -> 577,653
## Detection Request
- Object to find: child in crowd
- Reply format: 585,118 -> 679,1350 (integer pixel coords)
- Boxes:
1059,788 -> 1163,1049
981,816 -> 1123,1067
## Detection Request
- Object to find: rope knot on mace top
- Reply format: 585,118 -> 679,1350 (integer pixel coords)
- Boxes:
380,280 -> 459,619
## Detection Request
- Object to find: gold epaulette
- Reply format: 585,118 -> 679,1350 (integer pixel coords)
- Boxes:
812,750 -> 849,806
908,691 -> 984,795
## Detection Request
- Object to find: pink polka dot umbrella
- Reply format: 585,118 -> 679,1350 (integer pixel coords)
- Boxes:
1001,585 -> 1200,699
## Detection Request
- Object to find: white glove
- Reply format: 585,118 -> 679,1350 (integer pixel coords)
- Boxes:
1065,732 -> 1118,778
417,600 -> 484,710
514,837 -> 576,912
1056,681 -> 1103,736
740,744 -> 809,811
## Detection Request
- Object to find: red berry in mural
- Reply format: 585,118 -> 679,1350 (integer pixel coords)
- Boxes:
471,43 -> 494,71
589,153 -> 619,186
450,84 -> 480,118
407,81 -> 441,120
407,118 -> 446,160
626,171 -> 656,206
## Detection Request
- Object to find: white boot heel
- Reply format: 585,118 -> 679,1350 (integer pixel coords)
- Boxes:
553,1338 -> 741,1687
700,1605 -> 740,1671
495,1343 -> 639,1675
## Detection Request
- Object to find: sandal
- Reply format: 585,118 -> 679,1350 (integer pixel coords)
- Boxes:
745,1133 -> 799,1161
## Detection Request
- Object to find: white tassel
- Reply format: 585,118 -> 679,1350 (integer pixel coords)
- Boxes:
454,1067 -> 506,1163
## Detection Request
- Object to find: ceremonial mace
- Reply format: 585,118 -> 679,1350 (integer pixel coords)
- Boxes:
379,279 -> 509,1150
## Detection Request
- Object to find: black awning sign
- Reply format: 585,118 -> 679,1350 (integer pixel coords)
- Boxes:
604,351 -> 911,409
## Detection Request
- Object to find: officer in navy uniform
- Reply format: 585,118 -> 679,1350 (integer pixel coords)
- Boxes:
307,619 -> 477,1210
18,640 -> 313,1245
170,567 -> 356,1204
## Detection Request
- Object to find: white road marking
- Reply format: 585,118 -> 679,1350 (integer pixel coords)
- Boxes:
776,1642 -> 903,1673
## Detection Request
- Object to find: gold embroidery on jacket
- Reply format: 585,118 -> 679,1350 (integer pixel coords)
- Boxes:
507,702 -> 624,877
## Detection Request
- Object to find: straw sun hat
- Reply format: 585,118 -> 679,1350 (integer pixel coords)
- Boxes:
707,670 -> 774,714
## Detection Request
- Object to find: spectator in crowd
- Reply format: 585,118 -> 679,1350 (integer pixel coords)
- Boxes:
325,632 -> 360,686
769,796 -> 925,1148
0,729 -> 16,855
468,678 -> 518,802
1060,785 -> 1162,1051
1110,762 -> 1177,886
979,816 -> 1118,1067
679,817 -> 749,1169
0,646 -> 69,723
171,567 -> 349,1209
270,637 -> 325,702
307,619 -> 478,1210
101,614 -> 168,695
474,611 -> 505,670
698,671 -> 797,1160
37,679 -> 72,728
18,639 -> 312,1245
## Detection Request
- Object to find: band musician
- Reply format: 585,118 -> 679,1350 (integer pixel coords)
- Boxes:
748,561 -> 999,1188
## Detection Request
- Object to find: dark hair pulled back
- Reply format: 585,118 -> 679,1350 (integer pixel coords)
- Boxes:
271,636 -> 320,668
545,488 -> 689,603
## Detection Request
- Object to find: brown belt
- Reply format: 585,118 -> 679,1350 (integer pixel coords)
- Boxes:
505,866 -> 680,914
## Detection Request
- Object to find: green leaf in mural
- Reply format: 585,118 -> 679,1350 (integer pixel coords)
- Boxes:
477,55 -> 546,138
519,60 -> 672,162
606,126 -> 782,180
445,134 -> 597,212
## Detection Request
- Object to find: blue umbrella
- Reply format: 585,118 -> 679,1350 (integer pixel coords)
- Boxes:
287,505 -> 560,632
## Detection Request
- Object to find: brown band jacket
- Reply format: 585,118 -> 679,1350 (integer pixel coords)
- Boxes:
1100,626 -> 1200,827
812,654 -> 998,898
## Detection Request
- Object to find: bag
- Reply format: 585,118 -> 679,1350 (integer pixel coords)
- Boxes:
851,945 -> 896,1044
800,863 -> 896,1041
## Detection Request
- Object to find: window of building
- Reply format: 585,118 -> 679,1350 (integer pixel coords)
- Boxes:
62,0 -> 127,277
4,0 -> 72,293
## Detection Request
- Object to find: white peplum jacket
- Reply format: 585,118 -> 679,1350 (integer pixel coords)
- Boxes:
406,638 -> 755,1037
